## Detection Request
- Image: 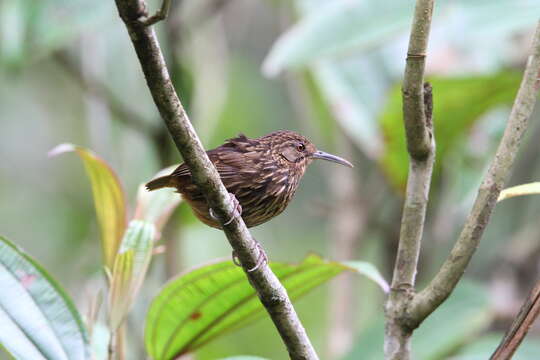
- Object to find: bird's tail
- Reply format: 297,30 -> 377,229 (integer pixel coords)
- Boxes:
145,175 -> 172,191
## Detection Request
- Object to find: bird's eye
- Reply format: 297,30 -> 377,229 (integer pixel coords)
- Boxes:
296,143 -> 306,152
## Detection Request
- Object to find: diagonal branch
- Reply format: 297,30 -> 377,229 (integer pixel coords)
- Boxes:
491,278 -> 540,359
112,1 -> 318,359
409,20 -> 540,327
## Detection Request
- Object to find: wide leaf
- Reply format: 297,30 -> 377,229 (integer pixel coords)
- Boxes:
49,144 -> 127,270
0,236 -> 89,359
145,254 -> 387,360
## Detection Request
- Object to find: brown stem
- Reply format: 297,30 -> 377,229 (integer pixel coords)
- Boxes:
112,1 -> 318,358
409,21 -> 540,326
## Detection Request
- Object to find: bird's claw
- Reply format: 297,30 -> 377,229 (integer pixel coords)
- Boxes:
209,193 -> 242,226
232,241 -> 268,272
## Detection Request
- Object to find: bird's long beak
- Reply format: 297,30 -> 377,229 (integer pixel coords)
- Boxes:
312,150 -> 353,168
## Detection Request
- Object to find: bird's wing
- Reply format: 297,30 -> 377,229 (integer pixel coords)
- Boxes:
170,148 -> 256,182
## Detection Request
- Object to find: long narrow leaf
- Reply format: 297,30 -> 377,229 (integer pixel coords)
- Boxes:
145,254 -> 387,360
0,236 -> 89,359
108,220 -> 155,330
498,182 -> 540,202
49,144 -> 127,270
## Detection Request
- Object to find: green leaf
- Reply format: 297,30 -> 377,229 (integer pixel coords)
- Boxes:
342,261 -> 390,293
145,254 -> 387,359
49,144 -> 127,270
379,71 -> 522,190
135,165 -> 181,233
498,182 -> 540,202
0,236 -> 89,359
108,220 -> 155,330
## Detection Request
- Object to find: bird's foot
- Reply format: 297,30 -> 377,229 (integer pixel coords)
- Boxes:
232,240 -> 268,272
209,193 -> 242,226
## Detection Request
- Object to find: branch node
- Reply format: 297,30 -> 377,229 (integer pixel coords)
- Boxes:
137,0 -> 171,26
406,53 -> 426,60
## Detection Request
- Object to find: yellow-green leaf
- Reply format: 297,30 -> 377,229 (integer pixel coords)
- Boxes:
144,254 -> 387,360
108,220 -> 155,330
498,182 -> 540,202
49,144 -> 126,270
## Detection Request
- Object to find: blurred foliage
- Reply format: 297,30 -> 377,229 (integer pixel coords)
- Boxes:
2,0 -> 540,359
344,280 -> 493,360
0,0 -> 111,68
380,71 -> 522,190
456,334 -> 540,360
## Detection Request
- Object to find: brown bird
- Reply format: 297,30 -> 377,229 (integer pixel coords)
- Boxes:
146,130 -> 353,230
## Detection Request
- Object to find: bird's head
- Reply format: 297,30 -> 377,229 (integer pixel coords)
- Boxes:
264,130 -> 353,172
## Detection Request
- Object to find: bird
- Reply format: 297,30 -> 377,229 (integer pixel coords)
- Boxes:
146,130 -> 353,227
145,130 -> 353,270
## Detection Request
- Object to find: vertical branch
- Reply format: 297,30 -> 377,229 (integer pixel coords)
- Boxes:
384,0 -> 435,359
112,1 -> 318,359
409,20 -> 540,327
402,0 -> 435,160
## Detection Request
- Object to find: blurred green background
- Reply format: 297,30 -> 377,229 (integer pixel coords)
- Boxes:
2,0 -> 540,359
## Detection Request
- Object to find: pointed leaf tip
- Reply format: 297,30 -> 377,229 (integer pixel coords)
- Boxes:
49,143 -> 127,270
47,143 -> 76,157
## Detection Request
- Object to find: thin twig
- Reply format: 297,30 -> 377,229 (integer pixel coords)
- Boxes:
384,1 -> 435,358
491,279 -> 540,359
112,1 -> 318,359
409,20 -> 540,326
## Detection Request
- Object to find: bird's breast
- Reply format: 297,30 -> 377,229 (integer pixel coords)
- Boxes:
235,168 -> 301,228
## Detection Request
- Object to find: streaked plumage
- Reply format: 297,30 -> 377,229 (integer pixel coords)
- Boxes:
146,130 -> 353,228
